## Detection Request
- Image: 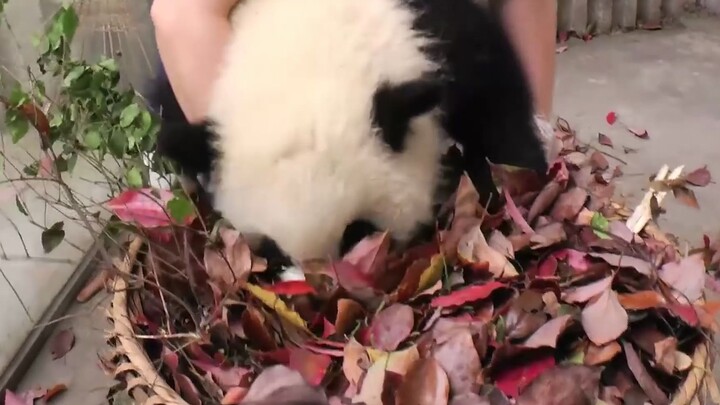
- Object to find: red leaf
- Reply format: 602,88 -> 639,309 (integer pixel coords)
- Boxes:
264,280 -> 316,296
598,133 -> 613,148
191,361 -> 250,391
18,102 -> 51,138
494,354 -> 556,398
107,188 -> 194,228
685,166 -> 712,187
430,281 -> 509,308
370,304 -> 414,351
537,255 -> 558,277
629,127 -> 650,139
667,303 -> 699,326
288,348 -> 332,387
50,329 -> 75,360
606,112 -> 618,125
343,231 -> 391,278
550,188 -> 588,221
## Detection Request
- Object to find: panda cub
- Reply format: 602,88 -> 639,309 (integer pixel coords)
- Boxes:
150,0 -> 549,263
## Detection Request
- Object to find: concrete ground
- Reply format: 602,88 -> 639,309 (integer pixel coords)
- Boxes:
7,10 -> 720,405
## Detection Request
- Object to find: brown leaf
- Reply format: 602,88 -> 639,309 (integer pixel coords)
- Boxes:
550,188 -> 588,222
432,328 -> 482,395
581,289 -> 628,346
628,127 -> 650,139
335,299 -> 365,336
288,348 -> 332,387
241,307 -> 278,351
370,304 -> 414,351
587,252 -> 652,276
489,163 -> 544,197
561,275 -> 614,304
343,338 -> 369,386
240,365 -> 328,404
617,290 -> 666,310
673,186 -> 700,209
505,307 -> 547,341
396,357 -> 451,405
622,341 -> 669,405
43,384 -> 68,402
527,181 -> 564,223
343,231 -> 391,280
530,222 -> 567,249
685,166 -> 712,187
598,133 -> 613,148
516,364 -> 601,405
658,253 -> 705,302
488,230 -> 515,259
176,374 -> 202,405
590,151 -> 609,172
204,229 -> 253,291
457,226 -> 518,278
522,315 -> 572,349
353,356 -> 387,405
503,188 -> 534,234
584,341 -> 622,366
50,329 -> 75,360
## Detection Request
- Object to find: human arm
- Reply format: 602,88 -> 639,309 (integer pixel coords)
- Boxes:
150,0 -> 240,123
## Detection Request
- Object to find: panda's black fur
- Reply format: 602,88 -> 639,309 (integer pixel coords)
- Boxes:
148,0 -> 548,263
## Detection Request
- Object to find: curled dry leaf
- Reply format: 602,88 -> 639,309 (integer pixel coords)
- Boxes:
504,307 -> 547,341
352,356 -> 387,405
629,127 -> 650,139
685,166 -> 712,187
176,374 -> 202,405
343,231 -> 391,280
488,230 -> 515,259
503,188 -> 535,235
516,364 -> 601,405
527,181 -> 564,223
204,229 -> 254,291
598,133 -> 613,148
658,253 -> 705,303
432,328 -> 482,395
561,275 -> 614,304
370,304 -> 414,351
590,151 -> 609,172
581,289 -> 628,346
622,341 -> 669,405
522,315 -> 572,349
617,290 -> 666,310
550,188 -> 588,222
288,348 -> 332,387
396,357 -> 450,405
50,328 -> 75,360
343,338 -> 369,386
335,298 -> 365,336
457,226 -> 518,278
587,252 -> 652,276
240,365 -> 327,404
584,341 -> 622,366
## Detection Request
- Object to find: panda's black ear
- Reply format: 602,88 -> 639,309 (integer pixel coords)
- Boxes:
373,78 -> 443,152
155,120 -> 218,175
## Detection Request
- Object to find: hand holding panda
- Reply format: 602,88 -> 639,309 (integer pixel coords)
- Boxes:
148,0 -> 550,265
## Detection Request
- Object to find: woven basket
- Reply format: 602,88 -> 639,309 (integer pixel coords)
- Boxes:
106,236 -> 715,405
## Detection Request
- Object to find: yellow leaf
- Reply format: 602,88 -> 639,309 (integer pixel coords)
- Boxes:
416,254 -> 445,295
245,283 -> 308,330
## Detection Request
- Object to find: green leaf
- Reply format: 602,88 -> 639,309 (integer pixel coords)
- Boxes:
119,104 -> 140,127
591,212 -> 611,240
63,65 -> 86,87
23,162 -> 39,176
83,129 -> 102,149
167,196 -> 195,223
6,110 -> 30,143
57,6 -> 79,43
97,58 -> 118,72
15,196 -> 28,216
66,153 -> 78,173
126,167 -> 142,188
8,86 -> 28,106
41,221 -> 65,253
108,131 -> 127,158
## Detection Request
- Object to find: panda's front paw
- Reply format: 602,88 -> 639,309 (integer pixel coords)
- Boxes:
534,114 -> 561,164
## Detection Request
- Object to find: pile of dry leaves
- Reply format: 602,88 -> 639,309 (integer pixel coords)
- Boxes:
105,117 -> 718,405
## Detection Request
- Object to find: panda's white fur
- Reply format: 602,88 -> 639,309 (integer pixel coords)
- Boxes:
205,0 -> 447,260
151,0 -> 550,264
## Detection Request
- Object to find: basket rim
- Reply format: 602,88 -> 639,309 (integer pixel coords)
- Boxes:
108,236 -> 713,405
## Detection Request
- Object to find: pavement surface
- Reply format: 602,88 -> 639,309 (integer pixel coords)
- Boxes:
2,5 -> 719,405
